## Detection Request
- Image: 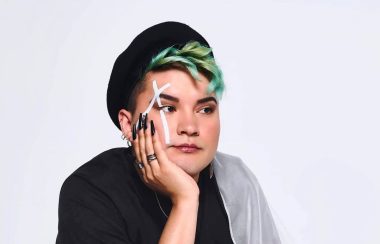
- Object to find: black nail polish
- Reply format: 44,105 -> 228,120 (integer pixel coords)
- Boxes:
138,113 -> 143,130
132,123 -> 136,140
141,114 -> 145,130
144,114 -> 148,130
150,120 -> 155,136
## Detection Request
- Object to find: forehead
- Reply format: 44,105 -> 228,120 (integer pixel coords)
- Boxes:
143,69 -> 213,99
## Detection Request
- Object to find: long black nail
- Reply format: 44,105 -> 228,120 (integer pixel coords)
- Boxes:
138,113 -> 143,130
150,120 -> 155,136
144,114 -> 148,130
132,123 -> 136,140
141,114 -> 145,130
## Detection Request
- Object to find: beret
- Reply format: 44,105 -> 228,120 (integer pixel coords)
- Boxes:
106,21 -> 213,130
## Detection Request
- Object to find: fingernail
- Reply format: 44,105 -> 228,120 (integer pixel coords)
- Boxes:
150,120 -> 155,136
141,114 -> 145,130
132,123 -> 136,140
144,114 -> 148,130
138,113 -> 143,130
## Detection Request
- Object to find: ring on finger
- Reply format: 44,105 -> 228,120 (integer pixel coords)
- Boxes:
146,153 -> 157,163
135,160 -> 144,169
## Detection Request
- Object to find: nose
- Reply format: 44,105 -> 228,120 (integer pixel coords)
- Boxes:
176,111 -> 199,137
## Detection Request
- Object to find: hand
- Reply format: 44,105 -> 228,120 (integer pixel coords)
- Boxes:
132,114 -> 199,205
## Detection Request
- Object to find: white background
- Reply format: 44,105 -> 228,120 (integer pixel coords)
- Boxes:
1,0 -> 379,243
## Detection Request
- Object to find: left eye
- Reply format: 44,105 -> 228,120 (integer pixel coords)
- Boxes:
199,107 -> 214,114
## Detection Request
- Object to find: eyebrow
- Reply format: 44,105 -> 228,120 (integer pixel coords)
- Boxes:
196,96 -> 218,105
159,93 -> 179,102
159,93 -> 218,105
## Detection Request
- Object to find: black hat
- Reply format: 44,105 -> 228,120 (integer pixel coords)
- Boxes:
107,21 -> 213,130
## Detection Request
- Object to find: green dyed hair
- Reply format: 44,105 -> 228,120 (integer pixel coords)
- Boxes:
127,41 -> 224,112
145,41 -> 224,98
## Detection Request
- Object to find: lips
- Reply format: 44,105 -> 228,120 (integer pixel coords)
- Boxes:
172,143 -> 201,153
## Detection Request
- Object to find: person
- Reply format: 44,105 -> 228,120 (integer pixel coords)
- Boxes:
56,21 -> 281,244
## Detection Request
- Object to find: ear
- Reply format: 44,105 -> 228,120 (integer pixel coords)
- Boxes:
118,109 -> 133,141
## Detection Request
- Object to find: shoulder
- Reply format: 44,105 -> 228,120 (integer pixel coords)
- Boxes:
73,147 -> 134,183
213,151 -> 260,189
215,151 -> 244,165
76,147 -> 131,173
214,151 -> 257,178
59,147 -> 136,203
213,153 -> 281,243
57,148 -> 134,242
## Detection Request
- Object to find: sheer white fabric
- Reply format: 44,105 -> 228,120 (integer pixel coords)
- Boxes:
213,152 -> 282,244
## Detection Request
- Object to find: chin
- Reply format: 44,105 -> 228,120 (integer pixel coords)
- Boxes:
167,151 -> 213,177
178,161 -> 203,174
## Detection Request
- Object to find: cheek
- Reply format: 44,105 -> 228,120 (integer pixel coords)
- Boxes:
202,114 -> 220,131
148,112 -> 169,144
200,118 -> 220,142
151,112 -> 176,137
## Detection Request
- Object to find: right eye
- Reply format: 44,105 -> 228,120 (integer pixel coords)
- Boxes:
159,105 -> 176,113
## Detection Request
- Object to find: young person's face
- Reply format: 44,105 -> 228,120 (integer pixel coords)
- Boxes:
132,69 -> 220,180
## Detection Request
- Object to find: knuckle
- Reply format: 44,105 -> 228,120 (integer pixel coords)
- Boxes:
160,167 -> 168,175
152,170 -> 160,179
146,173 -> 154,182
142,175 -> 148,183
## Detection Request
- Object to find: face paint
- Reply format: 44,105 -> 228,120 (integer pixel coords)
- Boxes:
135,80 -> 171,144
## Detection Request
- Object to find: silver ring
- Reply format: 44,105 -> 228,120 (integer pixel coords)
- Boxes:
146,153 -> 157,163
135,161 -> 144,169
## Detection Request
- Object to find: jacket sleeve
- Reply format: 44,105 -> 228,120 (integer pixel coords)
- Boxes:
56,175 -> 131,244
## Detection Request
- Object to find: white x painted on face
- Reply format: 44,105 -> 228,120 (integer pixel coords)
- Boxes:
136,80 -> 171,144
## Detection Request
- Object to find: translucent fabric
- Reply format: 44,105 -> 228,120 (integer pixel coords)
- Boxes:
213,152 -> 282,244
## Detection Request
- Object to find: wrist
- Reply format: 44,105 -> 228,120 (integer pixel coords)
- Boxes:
171,199 -> 199,214
171,192 -> 199,207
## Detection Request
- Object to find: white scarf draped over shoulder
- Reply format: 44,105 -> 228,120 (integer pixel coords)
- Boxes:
212,151 -> 282,244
